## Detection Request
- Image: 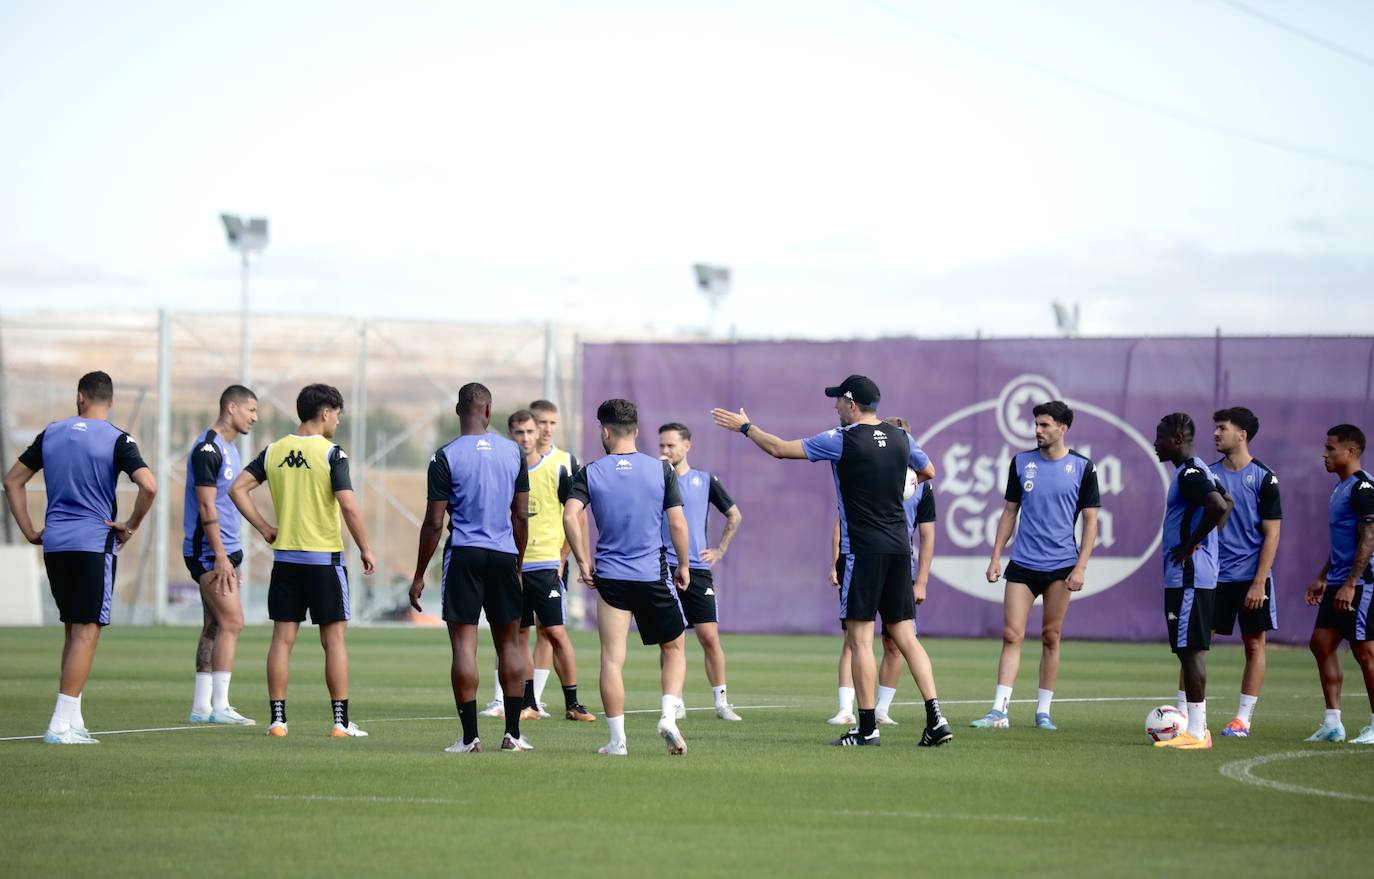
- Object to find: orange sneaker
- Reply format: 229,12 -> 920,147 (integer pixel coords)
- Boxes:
1154,730 -> 1212,750
519,706 -> 542,721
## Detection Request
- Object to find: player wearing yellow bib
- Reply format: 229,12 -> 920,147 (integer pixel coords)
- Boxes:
230,384 -> 376,738
483,407 -> 595,721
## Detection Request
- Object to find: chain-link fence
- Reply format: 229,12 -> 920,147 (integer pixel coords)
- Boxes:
0,310 -> 588,625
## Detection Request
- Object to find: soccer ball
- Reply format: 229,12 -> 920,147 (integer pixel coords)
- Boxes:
1145,705 -> 1186,742
903,467 -> 918,501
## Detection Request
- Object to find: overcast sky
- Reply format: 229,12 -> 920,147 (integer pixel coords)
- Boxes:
1,0 -> 1371,338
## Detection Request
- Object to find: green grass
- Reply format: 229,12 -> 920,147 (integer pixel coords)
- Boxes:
2,627 -> 1372,878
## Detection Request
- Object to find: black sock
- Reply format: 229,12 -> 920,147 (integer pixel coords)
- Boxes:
270,700 -> 286,725
504,697 -> 524,739
457,700 -> 478,744
858,708 -> 876,737
522,679 -> 537,710
563,684 -> 579,710
925,698 -> 944,728
332,699 -> 349,728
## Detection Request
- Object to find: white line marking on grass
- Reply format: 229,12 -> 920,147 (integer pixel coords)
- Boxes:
827,809 -> 1051,823
624,703 -> 791,715
1218,750 -> 1374,803
257,794 -> 471,806
0,724 -> 232,742
891,696 -> 1175,707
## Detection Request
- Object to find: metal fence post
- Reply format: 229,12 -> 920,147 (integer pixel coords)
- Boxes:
153,309 -> 171,624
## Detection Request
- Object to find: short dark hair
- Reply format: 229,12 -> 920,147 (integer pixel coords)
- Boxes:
296,383 -> 344,423
219,384 -> 257,415
1159,412 -> 1195,440
530,399 -> 558,414
508,409 -> 535,431
1214,407 -> 1259,442
882,416 -> 910,432
457,382 -> 492,416
1033,400 -> 1074,428
77,371 -> 113,403
856,402 -> 878,415
597,398 -> 638,437
1328,424 -> 1366,455
658,422 -> 692,441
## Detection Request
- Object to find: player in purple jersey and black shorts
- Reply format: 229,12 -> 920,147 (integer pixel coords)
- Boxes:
658,422 -> 744,721
1304,424 -> 1374,745
410,383 -> 532,753
1153,413 -> 1232,751
976,401 -> 1100,731
184,385 -> 259,726
1208,407 -> 1281,737
713,375 -> 953,748
4,371 -> 158,744
564,399 -> 693,756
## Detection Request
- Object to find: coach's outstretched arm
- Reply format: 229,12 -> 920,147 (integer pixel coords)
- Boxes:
710,407 -> 807,459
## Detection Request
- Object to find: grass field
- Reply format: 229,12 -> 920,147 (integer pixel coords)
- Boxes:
2,626 -> 1372,878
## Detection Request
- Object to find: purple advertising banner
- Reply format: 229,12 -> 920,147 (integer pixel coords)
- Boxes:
580,337 -> 1374,644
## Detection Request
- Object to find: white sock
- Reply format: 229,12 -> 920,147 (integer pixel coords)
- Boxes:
992,684 -> 1013,714
193,673 -> 213,715
1324,708 -> 1341,726
606,714 -> 626,746
661,694 -> 681,721
1236,693 -> 1258,726
712,684 -> 728,707
533,668 -> 551,705
1186,700 -> 1207,738
838,686 -> 855,714
73,692 -> 86,731
1176,690 -> 1188,717
876,685 -> 897,714
493,672 -> 503,703
1036,689 -> 1053,716
50,693 -> 79,733
211,671 -> 232,712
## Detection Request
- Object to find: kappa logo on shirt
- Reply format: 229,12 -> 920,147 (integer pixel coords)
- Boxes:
1184,467 -> 1201,476
279,450 -> 310,469
704,587 -> 715,596
73,422 -> 87,432
1359,482 -> 1373,491
872,429 -> 887,448
615,459 -> 633,471
1024,462 -> 1038,476
201,443 -> 216,453
1167,612 -> 1178,621
547,589 -> 559,599
476,439 -> 492,451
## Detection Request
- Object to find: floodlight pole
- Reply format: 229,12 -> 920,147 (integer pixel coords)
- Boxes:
238,249 -> 254,612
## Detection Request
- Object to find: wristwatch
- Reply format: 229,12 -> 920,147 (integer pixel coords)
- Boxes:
738,422 -> 752,435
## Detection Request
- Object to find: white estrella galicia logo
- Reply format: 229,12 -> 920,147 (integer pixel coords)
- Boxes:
918,373 -> 1171,603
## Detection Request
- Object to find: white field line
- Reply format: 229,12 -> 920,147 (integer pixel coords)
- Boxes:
257,794 -> 471,806
1218,750 -> 1374,802
828,808 -> 1052,823
0,724 -> 230,742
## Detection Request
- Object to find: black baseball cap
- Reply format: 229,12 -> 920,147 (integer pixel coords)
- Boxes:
824,375 -> 880,406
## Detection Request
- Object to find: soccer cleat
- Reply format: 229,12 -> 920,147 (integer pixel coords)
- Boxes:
536,703 -> 552,720
519,706 -> 542,721
43,726 -> 98,745
208,706 -> 256,726
715,704 -> 743,721
565,703 -> 596,722
500,733 -> 534,751
1035,712 -> 1057,731
597,741 -> 628,756
267,721 -> 288,737
188,710 -> 214,724
1304,722 -> 1346,743
675,702 -> 687,721
970,709 -> 1009,729
919,721 -> 954,747
330,722 -> 369,737
479,699 -> 504,718
657,718 -> 687,755
1221,717 -> 1250,738
444,737 -> 483,753
1351,726 -> 1374,745
830,727 -> 880,747
875,711 -> 899,727
1154,730 -> 1212,749
826,711 -> 856,726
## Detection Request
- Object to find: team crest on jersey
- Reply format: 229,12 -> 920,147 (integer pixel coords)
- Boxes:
1245,472 -> 1255,486
691,475 -> 703,488
918,373 -> 1168,603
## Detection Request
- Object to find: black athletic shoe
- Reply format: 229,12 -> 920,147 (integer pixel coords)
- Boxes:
919,721 -> 954,747
830,728 -> 881,747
